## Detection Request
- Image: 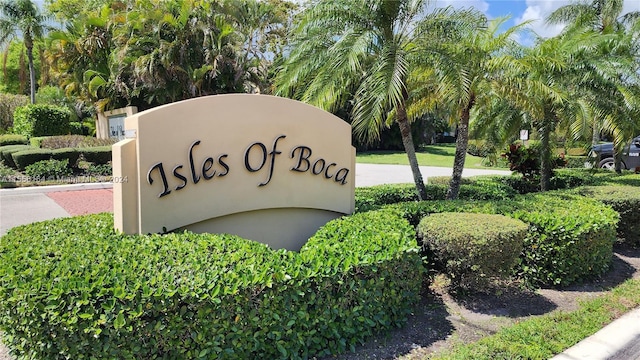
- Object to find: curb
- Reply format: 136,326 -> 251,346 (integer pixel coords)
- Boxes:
0,182 -> 113,195
551,307 -> 640,360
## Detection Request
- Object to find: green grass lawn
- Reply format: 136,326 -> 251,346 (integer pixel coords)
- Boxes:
356,144 -> 504,169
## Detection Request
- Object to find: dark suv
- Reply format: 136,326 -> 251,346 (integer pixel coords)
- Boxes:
590,135 -> 640,170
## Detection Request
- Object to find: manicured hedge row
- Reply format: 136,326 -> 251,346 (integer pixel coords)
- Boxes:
354,179 -> 515,212
81,145 -> 112,164
508,192 -> 618,287
0,134 -> 28,146
573,186 -> 640,246
0,144 -> 33,168
11,148 -> 80,170
383,192 -> 618,287
0,211 -> 421,359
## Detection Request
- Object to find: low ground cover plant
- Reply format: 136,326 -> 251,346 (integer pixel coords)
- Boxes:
0,211 -> 421,359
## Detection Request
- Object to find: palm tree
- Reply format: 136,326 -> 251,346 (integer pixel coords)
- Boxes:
547,0 -> 640,146
277,0 -> 480,200
0,0 -> 48,103
410,16 -> 527,199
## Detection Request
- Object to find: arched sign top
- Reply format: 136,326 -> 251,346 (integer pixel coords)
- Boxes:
113,94 -> 355,250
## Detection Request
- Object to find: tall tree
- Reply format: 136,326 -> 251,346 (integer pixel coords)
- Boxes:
547,0 -> 640,146
410,16 -> 527,199
0,0 -> 48,103
276,0 -> 449,200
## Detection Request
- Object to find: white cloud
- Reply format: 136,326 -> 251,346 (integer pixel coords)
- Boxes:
515,0 -> 640,40
514,0 -> 572,39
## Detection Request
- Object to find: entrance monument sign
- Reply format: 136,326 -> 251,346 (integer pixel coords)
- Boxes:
112,95 -> 355,250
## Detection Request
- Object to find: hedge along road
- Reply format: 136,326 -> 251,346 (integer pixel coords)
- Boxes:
0,164 -> 511,236
0,163 -> 510,359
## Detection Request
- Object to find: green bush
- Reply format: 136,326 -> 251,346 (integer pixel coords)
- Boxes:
574,186 -> 640,246
383,192 -> 618,287
81,146 -> 112,164
565,156 -> 588,168
51,148 -> 80,167
506,192 -> 618,287
86,163 -> 112,176
25,159 -> 72,180
549,169 -> 595,190
29,136 -> 46,148
10,148 -> 54,170
12,104 -> 71,137
418,212 -> 527,288
0,210 -> 421,359
354,180 -> 515,212
69,121 -> 89,135
0,134 -> 28,146
0,144 -> 34,168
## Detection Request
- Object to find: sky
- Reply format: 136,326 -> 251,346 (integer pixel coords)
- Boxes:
31,0 -> 640,44
435,0 -> 640,42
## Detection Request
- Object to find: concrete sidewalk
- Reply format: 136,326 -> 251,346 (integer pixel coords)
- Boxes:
1,164 -> 638,360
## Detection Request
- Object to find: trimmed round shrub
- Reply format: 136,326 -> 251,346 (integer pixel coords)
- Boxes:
25,159 -> 72,180
0,134 -> 28,146
574,185 -> 640,246
0,210 -> 421,359
417,212 -> 527,288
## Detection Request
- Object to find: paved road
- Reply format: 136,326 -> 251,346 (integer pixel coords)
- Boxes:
1,164 -> 639,360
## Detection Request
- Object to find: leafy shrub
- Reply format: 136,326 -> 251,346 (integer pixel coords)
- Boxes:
0,211 -> 421,359
565,156 -> 588,168
502,143 -> 540,180
383,192 -> 618,287
10,148 -> 53,170
0,93 -> 28,131
29,136 -> 46,148
418,212 -> 527,288
574,186 -> 640,246
81,146 -> 112,164
87,163 -> 112,176
0,144 -> 34,168
40,135 -> 115,149
12,104 -> 71,137
0,134 -> 28,146
25,159 -> 72,179
466,140 -> 496,157
549,169 -> 595,190
69,121 -> 89,135
507,192 -> 618,287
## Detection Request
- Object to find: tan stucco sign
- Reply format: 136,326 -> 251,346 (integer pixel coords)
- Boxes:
113,94 -> 355,250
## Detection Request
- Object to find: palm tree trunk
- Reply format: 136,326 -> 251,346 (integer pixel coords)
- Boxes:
591,120 -> 600,147
447,96 -> 474,200
397,102 -> 428,200
539,118 -> 552,192
25,39 -> 36,104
